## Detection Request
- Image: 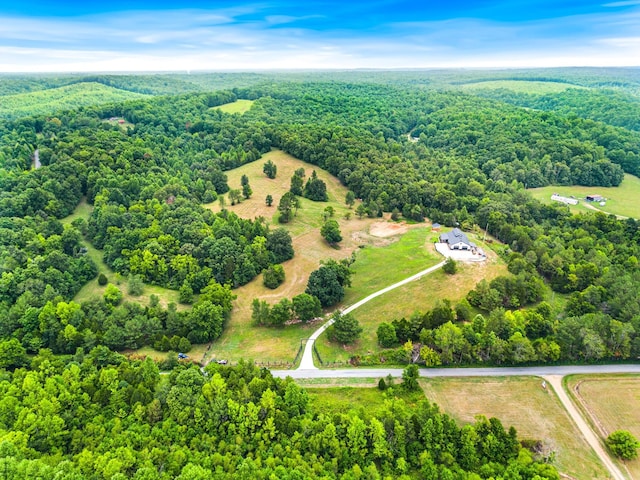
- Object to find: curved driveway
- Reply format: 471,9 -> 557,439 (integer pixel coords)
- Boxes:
297,260 -> 446,369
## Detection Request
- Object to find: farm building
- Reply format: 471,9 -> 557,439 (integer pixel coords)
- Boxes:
586,194 -> 604,202
551,194 -> 578,206
439,228 -> 476,250
431,222 -> 441,231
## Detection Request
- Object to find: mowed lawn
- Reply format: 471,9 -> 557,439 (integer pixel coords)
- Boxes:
212,99 -> 254,114
421,377 -> 609,480
566,374 -> 640,478
315,233 -> 508,363
206,150 -> 382,364
460,80 -> 586,94
528,174 -> 640,219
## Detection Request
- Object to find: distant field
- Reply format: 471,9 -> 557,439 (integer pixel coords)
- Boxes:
315,232 -> 508,363
460,80 -> 586,94
0,82 -> 148,121
102,117 -> 135,130
421,376 -> 609,479
566,374 -> 640,478
212,99 -> 254,114
528,174 -> 640,219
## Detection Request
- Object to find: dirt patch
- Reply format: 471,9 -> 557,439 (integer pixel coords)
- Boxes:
369,221 -> 409,238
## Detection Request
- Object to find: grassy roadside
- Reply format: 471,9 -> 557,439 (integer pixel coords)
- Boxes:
565,374 -> 640,479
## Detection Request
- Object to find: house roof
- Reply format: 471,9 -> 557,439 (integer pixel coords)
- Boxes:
439,228 -> 475,247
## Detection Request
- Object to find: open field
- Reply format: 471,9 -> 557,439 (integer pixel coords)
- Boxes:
0,82 -> 148,121
528,174 -> 640,219
420,376 -> 609,479
212,99 -> 254,114
315,234 -> 508,363
205,150 -> 384,364
566,374 -> 640,479
460,80 -> 587,94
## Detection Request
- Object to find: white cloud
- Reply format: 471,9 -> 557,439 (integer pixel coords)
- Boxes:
0,6 -> 639,72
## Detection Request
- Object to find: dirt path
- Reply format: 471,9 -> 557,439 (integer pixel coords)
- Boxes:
582,201 -> 630,220
544,375 -> 626,480
32,149 -> 41,169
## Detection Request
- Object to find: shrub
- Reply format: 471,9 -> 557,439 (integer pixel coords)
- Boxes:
443,257 -> 457,275
263,264 -> 285,289
606,430 -> 639,460
377,322 -> 398,347
98,273 -> 108,286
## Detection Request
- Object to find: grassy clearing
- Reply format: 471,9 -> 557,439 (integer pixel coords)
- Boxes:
566,374 -> 640,478
61,199 -> 187,311
527,174 -> 640,219
212,99 -> 254,114
60,197 -> 93,225
342,227 -> 440,306
102,117 -> 135,130
123,343 -> 210,363
460,80 -> 586,94
307,385 -> 425,417
420,376 -> 609,479
205,150 -> 385,363
74,279 -> 188,312
315,235 -> 508,363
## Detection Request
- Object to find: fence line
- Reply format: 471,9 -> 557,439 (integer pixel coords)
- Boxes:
313,344 -> 324,366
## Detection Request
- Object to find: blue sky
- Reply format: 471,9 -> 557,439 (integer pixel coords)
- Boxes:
0,1 -> 639,72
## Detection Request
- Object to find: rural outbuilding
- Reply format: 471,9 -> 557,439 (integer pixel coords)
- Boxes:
586,194 -> 604,202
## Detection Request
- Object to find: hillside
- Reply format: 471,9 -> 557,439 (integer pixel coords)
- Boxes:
0,82 -> 149,120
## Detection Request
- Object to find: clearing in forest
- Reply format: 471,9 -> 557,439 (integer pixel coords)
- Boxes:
420,376 -> 609,480
460,80 -> 587,94
315,230 -> 507,363
528,174 -> 640,219
566,374 -> 640,479
205,150 -> 385,364
212,99 -> 254,114
62,199 -> 188,312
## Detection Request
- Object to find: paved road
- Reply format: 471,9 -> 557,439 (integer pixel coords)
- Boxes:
272,364 -> 640,480
274,363 -> 640,379
297,260 -> 446,369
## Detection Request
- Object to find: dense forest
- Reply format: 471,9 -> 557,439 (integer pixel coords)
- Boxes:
2,68 -> 640,479
0,353 -> 559,479
1,73 -> 640,364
